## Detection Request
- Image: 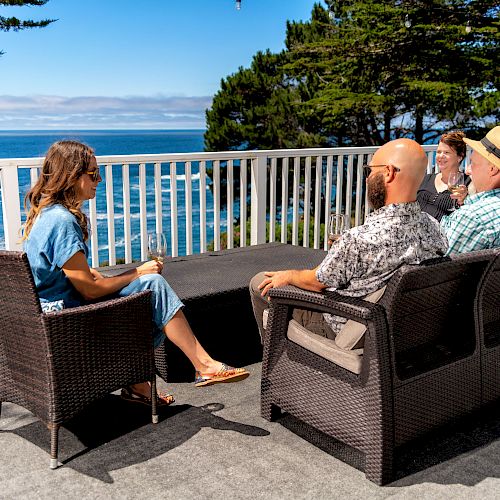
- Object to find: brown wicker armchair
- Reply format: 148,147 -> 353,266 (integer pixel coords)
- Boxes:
478,251 -> 500,405
261,249 -> 498,485
0,251 -> 158,469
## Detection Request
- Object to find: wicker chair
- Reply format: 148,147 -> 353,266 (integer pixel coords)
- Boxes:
261,249 -> 497,485
478,250 -> 500,405
0,251 -> 158,469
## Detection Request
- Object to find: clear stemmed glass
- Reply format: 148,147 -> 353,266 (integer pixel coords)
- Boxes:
447,171 -> 465,212
328,213 -> 346,247
147,232 -> 167,263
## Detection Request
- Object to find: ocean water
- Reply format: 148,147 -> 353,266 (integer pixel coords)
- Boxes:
0,129 -> 206,158
0,130 -> 236,261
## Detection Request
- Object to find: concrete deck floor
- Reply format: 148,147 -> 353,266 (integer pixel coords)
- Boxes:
1,363 -> 499,499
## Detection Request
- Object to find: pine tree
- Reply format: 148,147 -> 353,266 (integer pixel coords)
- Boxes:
1,0 -> 55,57
204,50 -> 321,152
204,0 -> 499,150
286,0 -> 499,144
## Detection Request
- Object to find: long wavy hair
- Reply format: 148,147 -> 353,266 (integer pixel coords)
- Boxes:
22,140 -> 95,241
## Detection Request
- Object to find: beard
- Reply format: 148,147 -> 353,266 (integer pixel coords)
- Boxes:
367,173 -> 386,210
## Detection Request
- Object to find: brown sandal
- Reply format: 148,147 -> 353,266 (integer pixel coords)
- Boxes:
194,364 -> 249,387
120,387 -> 175,406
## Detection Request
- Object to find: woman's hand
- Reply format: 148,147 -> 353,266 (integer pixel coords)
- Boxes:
450,184 -> 468,206
90,268 -> 104,281
136,259 -> 163,276
63,253 -> 164,301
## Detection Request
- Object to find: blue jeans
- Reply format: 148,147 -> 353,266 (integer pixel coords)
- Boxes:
118,274 -> 184,348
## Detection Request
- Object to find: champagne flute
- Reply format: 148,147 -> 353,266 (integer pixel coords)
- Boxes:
328,213 -> 346,247
147,232 -> 167,263
447,171 -> 464,212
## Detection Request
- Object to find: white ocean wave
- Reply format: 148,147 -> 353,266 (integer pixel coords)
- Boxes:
161,172 -> 202,181
128,184 -> 209,193
97,232 -> 141,251
96,211 -> 177,221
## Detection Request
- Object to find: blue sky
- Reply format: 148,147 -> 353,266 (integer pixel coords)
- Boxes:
0,0 -> 320,129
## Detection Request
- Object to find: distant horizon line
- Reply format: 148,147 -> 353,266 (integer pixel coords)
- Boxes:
0,128 -> 207,133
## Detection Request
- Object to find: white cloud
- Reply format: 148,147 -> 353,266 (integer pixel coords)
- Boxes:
0,94 -> 212,129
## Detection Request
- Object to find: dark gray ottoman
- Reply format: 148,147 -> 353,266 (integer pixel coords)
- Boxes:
102,243 -> 326,381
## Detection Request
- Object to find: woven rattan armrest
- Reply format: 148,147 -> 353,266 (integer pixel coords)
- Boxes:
40,291 -> 151,319
40,291 -> 153,356
268,285 -> 385,324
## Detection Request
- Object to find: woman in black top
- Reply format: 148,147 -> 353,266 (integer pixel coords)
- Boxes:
417,131 -> 469,221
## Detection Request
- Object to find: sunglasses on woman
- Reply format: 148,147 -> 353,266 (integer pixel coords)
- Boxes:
85,168 -> 101,182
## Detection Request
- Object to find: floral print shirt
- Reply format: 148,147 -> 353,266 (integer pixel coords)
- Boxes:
316,202 -> 448,334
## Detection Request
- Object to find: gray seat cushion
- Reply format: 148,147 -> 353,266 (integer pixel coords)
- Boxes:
287,319 -> 363,374
334,286 -> 386,350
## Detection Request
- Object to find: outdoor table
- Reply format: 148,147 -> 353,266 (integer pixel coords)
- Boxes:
100,242 -> 326,381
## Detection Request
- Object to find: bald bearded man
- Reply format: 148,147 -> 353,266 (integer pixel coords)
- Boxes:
250,138 -> 449,342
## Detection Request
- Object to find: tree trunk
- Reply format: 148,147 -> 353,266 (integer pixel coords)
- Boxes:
414,109 -> 424,145
384,113 -> 392,143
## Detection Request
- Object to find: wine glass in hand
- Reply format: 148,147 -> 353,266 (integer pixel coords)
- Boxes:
447,171 -> 465,212
147,232 -> 167,263
328,213 -> 346,248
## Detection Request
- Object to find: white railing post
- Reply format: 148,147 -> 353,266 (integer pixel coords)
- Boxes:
250,154 -> 267,245
0,165 -> 23,250
122,164 -> 132,264
280,157 -> 289,244
199,160 -> 207,253
292,156 -> 300,246
105,163 -> 116,265
139,163 -> 148,261
89,196 -> 99,267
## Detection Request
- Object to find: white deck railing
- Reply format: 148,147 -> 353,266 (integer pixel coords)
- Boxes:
0,145 -> 442,267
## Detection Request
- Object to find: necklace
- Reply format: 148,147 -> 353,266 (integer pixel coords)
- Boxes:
434,173 -> 449,193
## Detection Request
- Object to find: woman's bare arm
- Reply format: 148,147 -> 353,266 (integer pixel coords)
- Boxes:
62,251 -> 162,301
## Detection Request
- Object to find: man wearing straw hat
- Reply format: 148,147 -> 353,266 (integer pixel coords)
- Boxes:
441,126 -> 500,255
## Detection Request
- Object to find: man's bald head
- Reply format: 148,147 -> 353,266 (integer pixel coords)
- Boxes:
374,138 -> 428,181
370,138 -> 428,205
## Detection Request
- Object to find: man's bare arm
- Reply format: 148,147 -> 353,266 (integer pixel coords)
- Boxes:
258,266 -> 326,297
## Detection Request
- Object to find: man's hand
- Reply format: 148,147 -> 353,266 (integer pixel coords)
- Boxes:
258,270 -> 293,297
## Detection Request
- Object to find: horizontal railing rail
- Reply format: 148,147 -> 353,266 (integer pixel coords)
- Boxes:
0,144 -> 447,267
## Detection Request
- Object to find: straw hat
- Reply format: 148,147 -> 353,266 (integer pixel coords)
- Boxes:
464,126 -> 500,170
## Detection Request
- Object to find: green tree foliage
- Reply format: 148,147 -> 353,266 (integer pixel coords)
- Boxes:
205,50 -> 322,151
292,0 -> 499,144
1,0 -> 55,56
204,0 -> 499,149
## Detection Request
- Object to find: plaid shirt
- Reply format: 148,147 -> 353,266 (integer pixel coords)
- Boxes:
441,188 -> 500,256
316,202 -> 448,334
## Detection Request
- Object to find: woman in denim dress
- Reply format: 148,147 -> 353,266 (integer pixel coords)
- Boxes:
23,140 -> 248,406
